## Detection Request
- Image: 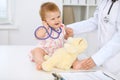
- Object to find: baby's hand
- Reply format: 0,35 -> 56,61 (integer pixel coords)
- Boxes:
35,21 -> 49,39
64,27 -> 73,39
35,27 -> 46,38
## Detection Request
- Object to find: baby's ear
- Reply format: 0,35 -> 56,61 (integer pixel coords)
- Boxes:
42,21 -> 49,28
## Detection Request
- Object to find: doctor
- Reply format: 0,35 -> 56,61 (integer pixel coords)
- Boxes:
67,0 -> 120,73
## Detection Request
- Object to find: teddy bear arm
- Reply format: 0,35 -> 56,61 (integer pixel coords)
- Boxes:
42,56 -> 59,71
42,52 -> 61,71
56,54 -> 77,70
77,39 -> 87,53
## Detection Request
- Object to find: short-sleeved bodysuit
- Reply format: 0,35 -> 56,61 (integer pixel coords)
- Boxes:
35,24 -> 66,56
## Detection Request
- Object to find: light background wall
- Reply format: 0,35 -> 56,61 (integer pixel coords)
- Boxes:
0,0 -> 62,45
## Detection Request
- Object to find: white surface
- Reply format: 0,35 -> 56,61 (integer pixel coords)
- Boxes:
59,70 -> 118,80
0,45 -> 54,80
0,45 -> 119,80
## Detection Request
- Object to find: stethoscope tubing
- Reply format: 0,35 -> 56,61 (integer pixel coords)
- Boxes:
34,26 -> 62,40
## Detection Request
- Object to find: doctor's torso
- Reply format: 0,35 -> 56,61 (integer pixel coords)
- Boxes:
98,0 -> 120,47
93,0 -> 120,73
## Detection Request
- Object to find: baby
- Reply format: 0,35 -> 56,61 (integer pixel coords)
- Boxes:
31,2 -> 73,70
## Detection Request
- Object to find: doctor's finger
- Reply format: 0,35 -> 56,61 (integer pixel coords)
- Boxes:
82,58 -> 96,69
77,59 -> 89,70
86,58 -> 96,67
78,59 -> 91,69
79,64 -> 92,70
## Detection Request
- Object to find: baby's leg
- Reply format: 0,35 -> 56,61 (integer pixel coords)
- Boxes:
31,47 -> 46,70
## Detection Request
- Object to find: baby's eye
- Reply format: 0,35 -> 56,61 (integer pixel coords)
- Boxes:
57,15 -> 60,18
51,18 -> 55,20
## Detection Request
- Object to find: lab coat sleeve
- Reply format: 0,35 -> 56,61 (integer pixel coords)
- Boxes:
92,13 -> 120,66
66,7 -> 99,35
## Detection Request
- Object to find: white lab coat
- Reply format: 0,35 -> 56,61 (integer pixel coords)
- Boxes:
67,0 -> 120,74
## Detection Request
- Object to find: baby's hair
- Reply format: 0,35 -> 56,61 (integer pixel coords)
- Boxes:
39,2 -> 60,21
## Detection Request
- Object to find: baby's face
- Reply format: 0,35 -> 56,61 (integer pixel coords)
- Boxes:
45,11 -> 62,29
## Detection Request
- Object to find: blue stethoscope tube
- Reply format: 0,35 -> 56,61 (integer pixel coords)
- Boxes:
34,26 -> 62,40
107,0 -> 117,15
104,0 -> 117,23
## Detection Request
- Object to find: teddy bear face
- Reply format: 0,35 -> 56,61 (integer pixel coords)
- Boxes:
64,37 -> 87,55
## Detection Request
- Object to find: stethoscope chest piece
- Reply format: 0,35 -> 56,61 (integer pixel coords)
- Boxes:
103,0 -> 117,23
104,15 -> 109,23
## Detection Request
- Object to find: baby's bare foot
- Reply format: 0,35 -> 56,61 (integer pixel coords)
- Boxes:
36,64 -> 42,70
36,59 -> 44,70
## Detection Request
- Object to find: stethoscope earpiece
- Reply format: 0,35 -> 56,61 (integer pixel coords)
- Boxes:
112,0 -> 117,2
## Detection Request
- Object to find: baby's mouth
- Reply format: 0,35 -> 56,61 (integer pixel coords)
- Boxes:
55,23 -> 59,25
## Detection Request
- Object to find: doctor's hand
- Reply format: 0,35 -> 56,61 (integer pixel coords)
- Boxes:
72,57 -> 96,70
64,27 -> 73,39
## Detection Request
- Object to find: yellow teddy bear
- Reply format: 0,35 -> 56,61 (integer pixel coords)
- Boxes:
42,37 -> 87,72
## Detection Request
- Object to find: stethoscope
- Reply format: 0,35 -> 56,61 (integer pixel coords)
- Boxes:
104,0 -> 117,23
34,26 -> 62,40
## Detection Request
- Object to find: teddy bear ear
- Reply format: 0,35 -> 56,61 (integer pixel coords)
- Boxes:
67,37 -> 73,43
64,43 -> 77,53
